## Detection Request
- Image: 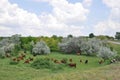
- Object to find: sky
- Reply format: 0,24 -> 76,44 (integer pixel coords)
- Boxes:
0,0 -> 120,37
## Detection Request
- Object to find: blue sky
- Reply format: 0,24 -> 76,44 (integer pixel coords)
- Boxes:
0,0 -> 120,37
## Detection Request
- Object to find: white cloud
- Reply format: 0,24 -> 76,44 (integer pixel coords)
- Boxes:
94,20 -> 120,36
94,0 -> 120,36
103,0 -> 120,20
82,0 -> 92,7
0,0 -> 89,36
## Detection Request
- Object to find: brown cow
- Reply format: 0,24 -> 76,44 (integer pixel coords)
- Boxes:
12,58 -> 17,61
5,53 -> 11,58
29,57 -> 33,61
69,58 -> 72,62
68,63 -> 76,68
54,59 -> 61,64
24,59 -> 30,63
99,60 -> 103,64
61,59 -> 66,64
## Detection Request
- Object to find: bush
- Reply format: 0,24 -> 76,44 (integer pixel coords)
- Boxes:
31,58 -> 64,71
97,47 -> 117,60
9,60 -> 19,65
114,55 -> 120,61
0,47 -> 5,59
31,58 -> 53,69
32,41 -> 50,55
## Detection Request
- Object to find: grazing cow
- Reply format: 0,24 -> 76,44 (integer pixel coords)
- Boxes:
33,54 -> 37,57
24,59 -> 30,63
5,53 -> 11,58
69,58 -> 72,62
29,57 -> 33,61
12,58 -> 17,61
17,58 -> 21,62
80,59 -> 82,63
99,60 -> 103,64
61,59 -> 66,64
51,58 -> 54,61
18,56 -> 24,60
110,59 -> 116,63
21,53 -> 26,58
68,63 -> 76,68
85,60 -> 88,64
54,59 -> 61,64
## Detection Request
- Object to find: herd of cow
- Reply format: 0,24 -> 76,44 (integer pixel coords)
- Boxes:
5,53 -> 117,68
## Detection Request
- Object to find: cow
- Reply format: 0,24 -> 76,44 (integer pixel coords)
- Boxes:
24,59 -> 30,63
29,57 -> 33,61
12,58 -> 17,61
98,60 -> 103,64
54,59 -> 61,64
80,59 -> 82,63
85,60 -> 88,64
68,63 -> 76,68
61,59 -> 66,64
5,53 -> 11,58
69,58 -> 72,62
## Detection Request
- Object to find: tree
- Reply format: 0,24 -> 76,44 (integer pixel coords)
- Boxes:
115,32 -> 120,40
0,47 -> 6,58
10,34 -> 21,44
97,47 -> 117,60
67,34 -> 73,38
32,41 -> 50,55
59,37 -> 83,53
89,33 -> 95,38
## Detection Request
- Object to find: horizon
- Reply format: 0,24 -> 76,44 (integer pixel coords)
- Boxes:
0,0 -> 120,37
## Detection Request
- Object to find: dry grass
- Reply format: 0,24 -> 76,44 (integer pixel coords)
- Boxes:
34,63 -> 120,80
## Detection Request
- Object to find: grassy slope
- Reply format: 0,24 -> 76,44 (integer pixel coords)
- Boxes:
0,52 -> 111,80
0,42 -> 120,80
108,42 -> 120,55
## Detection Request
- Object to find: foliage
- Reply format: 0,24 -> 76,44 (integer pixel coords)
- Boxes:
0,47 -> 5,58
97,47 -> 117,60
59,37 -> 81,53
32,41 -> 50,55
115,32 -> 120,40
89,33 -> 95,38
4,43 -> 15,53
31,58 -> 64,71
114,55 -> 120,61
0,38 -> 10,47
9,60 -> 19,65
10,34 -> 21,44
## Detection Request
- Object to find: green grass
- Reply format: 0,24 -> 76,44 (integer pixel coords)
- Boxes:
0,52 -> 110,80
108,43 -> 120,55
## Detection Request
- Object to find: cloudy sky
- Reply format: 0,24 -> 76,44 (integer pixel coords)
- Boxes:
0,0 -> 120,37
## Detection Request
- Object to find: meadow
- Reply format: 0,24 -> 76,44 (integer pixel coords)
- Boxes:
0,42 -> 120,80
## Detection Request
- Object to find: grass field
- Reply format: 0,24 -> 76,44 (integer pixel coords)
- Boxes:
0,43 -> 120,80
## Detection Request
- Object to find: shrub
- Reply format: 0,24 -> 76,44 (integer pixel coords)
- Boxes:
9,60 -> 19,65
31,58 -> 53,69
31,58 -> 64,71
0,47 -> 5,59
97,47 -> 117,60
32,41 -> 50,55
114,55 -> 120,61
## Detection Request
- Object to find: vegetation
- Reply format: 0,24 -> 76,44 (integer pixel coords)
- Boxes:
32,41 -> 50,55
115,32 -> 120,40
0,33 -> 120,80
89,33 -> 95,38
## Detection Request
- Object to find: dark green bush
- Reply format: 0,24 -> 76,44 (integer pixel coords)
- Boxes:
114,55 -> 120,61
31,58 -> 65,71
9,60 -> 19,65
31,58 -> 53,69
